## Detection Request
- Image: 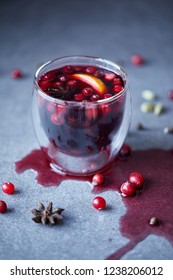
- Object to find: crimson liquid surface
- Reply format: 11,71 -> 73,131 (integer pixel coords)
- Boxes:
15,148 -> 173,259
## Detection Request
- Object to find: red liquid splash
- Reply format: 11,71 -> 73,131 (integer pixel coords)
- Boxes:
15,148 -> 173,259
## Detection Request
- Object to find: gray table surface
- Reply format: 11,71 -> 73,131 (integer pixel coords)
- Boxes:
0,0 -> 173,260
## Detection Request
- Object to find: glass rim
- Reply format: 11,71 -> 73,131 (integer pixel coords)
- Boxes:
34,55 -> 129,105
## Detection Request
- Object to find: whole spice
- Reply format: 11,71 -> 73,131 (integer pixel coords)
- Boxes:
140,102 -> 154,113
141,90 -> 156,101
136,122 -> 144,130
31,202 -> 64,225
154,103 -> 164,115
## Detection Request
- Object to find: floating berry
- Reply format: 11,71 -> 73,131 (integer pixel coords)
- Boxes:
120,181 -> 136,196
112,77 -> 123,86
0,200 -> 7,213
2,182 -> 15,194
104,73 -> 116,81
130,54 -> 144,66
103,93 -> 112,99
128,172 -> 144,188
74,93 -> 85,101
112,85 -> 124,94
82,87 -> 93,97
63,65 -> 74,73
67,80 -> 77,89
11,69 -> 23,79
92,174 -> 104,186
92,196 -> 106,210
58,74 -> 68,83
85,66 -> 97,74
118,144 -> 132,159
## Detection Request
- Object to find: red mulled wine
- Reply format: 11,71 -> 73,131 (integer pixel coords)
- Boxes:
32,56 -> 130,175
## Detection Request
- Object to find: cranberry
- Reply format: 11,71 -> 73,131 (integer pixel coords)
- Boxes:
63,65 -> 74,73
42,73 -> 53,81
50,113 -> 64,125
168,90 -> 173,100
118,144 -> 132,159
82,87 -> 93,96
104,73 -> 116,81
2,182 -> 15,194
128,172 -> 144,188
90,94 -> 100,102
103,93 -> 112,99
112,77 -> 123,85
85,66 -> 97,74
92,174 -> 104,185
92,196 -> 106,210
39,80 -> 52,91
120,181 -> 136,196
58,74 -> 68,83
52,81 -> 64,88
99,104 -> 111,115
131,54 -> 144,66
112,85 -> 124,93
0,200 -> 7,213
74,66 -> 83,72
11,69 -> 23,79
85,107 -> 98,120
74,93 -> 85,101
67,80 -> 77,89
56,105 -> 66,115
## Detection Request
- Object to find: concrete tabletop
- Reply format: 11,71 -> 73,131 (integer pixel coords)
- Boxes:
0,0 -> 173,260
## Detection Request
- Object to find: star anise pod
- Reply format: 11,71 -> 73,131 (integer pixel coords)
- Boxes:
31,202 -> 64,225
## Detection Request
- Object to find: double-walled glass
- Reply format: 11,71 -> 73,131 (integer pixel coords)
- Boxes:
32,56 -> 131,175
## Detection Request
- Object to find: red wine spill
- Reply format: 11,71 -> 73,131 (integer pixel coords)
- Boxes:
15,148 -> 173,259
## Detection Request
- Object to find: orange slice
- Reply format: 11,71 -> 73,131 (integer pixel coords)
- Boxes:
71,73 -> 107,96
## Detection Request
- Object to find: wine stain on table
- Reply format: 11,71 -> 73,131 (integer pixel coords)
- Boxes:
15,148 -> 173,259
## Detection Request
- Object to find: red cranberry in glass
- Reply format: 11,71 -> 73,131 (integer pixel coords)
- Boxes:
85,66 -> 97,74
82,87 -> 93,97
90,94 -> 100,102
63,65 -> 74,73
52,81 -> 64,88
42,73 -> 53,81
2,182 -> 15,194
85,107 -> 98,121
0,200 -> 7,213
104,73 -> 116,81
67,80 -> 77,89
120,181 -> 136,196
58,74 -> 68,83
11,69 -> 23,79
74,93 -> 85,101
39,80 -> 52,91
92,196 -> 106,210
131,54 -> 144,66
92,174 -> 104,186
112,77 -> 123,86
50,113 -> 64,125
103,93 -> 112,99
128,172 -> 144,188
112,85 -> 124,94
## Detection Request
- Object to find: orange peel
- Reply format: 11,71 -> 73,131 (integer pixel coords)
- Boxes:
71,73 -> 107,96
